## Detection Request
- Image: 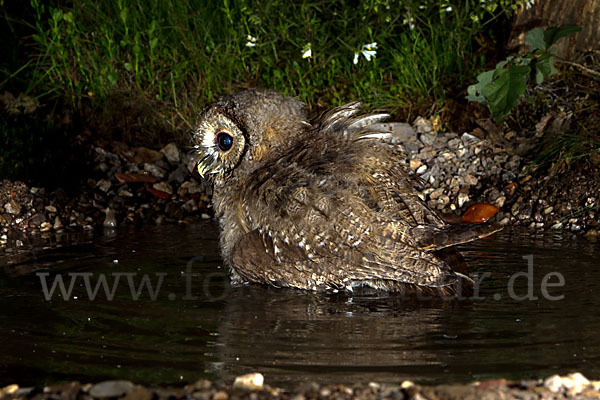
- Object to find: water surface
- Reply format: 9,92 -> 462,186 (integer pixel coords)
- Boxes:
0,224 -> 598,387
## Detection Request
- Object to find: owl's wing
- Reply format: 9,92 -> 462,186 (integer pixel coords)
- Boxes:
229,190 -> 480,293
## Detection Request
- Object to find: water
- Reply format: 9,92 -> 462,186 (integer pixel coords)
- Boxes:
0,224 -> 599,387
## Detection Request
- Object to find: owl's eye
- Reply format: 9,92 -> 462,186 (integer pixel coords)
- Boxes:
216,131 -> 234,152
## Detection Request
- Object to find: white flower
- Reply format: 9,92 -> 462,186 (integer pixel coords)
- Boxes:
302,44 -> 312,59
353,52 -> 359,65
362,42 -> 377,61
403,17 -> 415,30
245,34 -> 257,47
445,5 -> 452,12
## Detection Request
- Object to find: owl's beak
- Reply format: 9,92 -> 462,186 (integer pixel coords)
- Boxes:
197,152 -> 217,178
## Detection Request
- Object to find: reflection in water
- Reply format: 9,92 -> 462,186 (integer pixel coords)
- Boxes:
0,224 -> 599,387
215,288 -> 467,385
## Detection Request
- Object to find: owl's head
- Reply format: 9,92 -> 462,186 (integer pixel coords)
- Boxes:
193,89 -> 307,179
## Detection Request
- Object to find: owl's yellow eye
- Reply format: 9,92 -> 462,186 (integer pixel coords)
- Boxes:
216,131 -> 234,152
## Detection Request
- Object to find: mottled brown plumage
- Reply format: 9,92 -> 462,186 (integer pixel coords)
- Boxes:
193,89 -> 501,296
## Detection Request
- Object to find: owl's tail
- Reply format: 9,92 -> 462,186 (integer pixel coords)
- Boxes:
411,222 -> 503,252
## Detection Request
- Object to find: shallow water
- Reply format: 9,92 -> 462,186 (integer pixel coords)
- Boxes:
0,224 -> 599,387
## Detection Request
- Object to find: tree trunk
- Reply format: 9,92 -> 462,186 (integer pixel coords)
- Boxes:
509,0 -> 600,60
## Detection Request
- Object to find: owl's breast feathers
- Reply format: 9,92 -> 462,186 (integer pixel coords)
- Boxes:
213,97 -> 501,296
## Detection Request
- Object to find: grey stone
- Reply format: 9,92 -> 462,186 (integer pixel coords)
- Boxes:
413,116 -> 432,134
161,142 -> 181,164
89,380 -> 134,398
144,163 -> 167,179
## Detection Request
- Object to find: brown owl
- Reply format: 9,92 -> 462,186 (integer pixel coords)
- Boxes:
193,89 -> 500,297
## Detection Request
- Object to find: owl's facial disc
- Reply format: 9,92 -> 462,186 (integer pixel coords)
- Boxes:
194,113 -> 246,178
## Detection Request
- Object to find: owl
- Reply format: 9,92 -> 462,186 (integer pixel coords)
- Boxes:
193,89 -> 501,297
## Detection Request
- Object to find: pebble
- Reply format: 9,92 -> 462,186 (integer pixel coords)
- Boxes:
457,192 -> 469,208
153,181 -> 173,195
89,380 -> 134,398
144,163 -> 166,179
544,373 -> 590,395
413,116 -> 432,133
233,373 -> 264,391
495,195 -> 506,208
464,174 -> 478,186
4,200 -> 21,215
409,159 -> 422,170
103,208 -> 117,228
53,216 -> 64,230
96,179 -> 112,192
1,113 -> 598,239
161,142 -> 181,164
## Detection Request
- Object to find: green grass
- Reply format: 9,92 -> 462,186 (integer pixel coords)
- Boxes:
15,0 -> 524,143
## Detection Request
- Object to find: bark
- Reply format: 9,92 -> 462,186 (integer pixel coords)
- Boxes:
509,0 -> 600,60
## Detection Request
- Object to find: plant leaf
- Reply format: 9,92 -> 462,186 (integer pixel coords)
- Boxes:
544,24 -> 581,48
534,52 -> 556,84
526,27 -> 545,52
482,64 -> 530,122
466,69 -> 495,103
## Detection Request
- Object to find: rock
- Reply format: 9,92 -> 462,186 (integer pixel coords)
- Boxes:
121,386 -> 153,400
464,174 -> 478,186
419,132 -> 437,146
494,195 -> 506,208
457,192 -> 469,208
132,147 -> 163,164
53,216 -> 64,230
183,199 -> 198,213
551,222 -> 563,230
437,195 -> 450,206
544,373 -> 590,395
429,188 -> 445,200
168,165 -> 188,184
103,208 -> 117,228
447,138 -> 462,150
30,213 -> 47,226
584,229 -> 599,240
144,163 -> 167,179
161,142 -> 181,164
4,200 -> 21,215
40,222 -> 52,232
413,116 -> 432,134
153,182 -> 173,195
409,159 -> 422,171
416,165 -> 428,175
96,179 -> 112,193
118,188 -> 134,197
1,384 -> 19,396
212,391 -> 228,400
461,132 -> 479,144
403,142 -> 420,154
233,373 -> 264,391
89,380 -> 134,398
418,147 -> 436,161
45,205 -> 57,213
381,122 -> 417,142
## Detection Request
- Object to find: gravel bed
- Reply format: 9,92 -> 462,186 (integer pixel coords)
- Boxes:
1,117 -> 598,247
